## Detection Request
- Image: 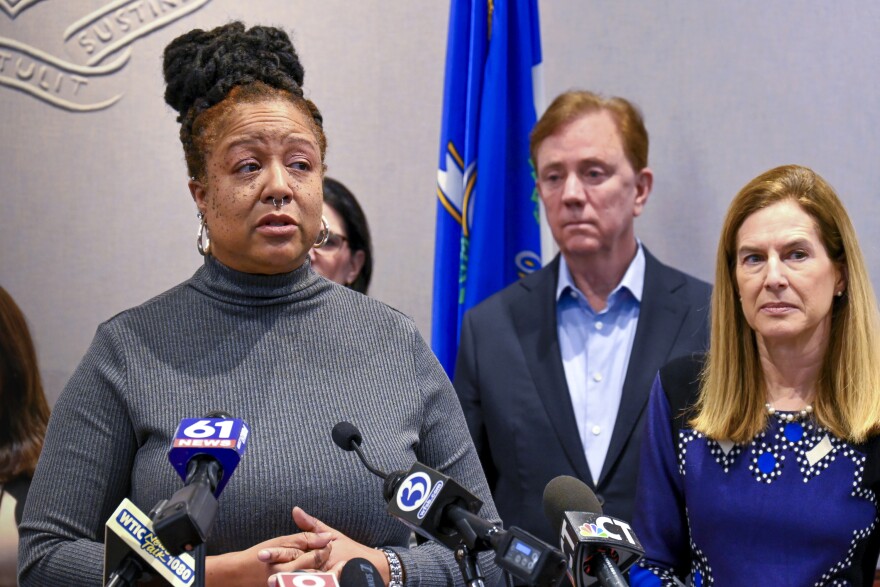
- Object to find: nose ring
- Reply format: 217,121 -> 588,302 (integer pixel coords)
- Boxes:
272,196 -> 290,209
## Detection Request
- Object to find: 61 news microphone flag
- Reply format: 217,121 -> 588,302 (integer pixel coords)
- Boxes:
432,0 -> 545,377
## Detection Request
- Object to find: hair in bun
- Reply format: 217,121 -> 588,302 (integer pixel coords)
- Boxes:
162,22 -> 325,179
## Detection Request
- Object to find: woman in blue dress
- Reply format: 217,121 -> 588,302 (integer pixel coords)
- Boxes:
632,164 -> 880,586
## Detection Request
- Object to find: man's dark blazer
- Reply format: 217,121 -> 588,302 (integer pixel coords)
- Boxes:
453,248 -> 711,544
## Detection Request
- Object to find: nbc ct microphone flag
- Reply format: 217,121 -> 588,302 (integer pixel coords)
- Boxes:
432,0 -> 545,377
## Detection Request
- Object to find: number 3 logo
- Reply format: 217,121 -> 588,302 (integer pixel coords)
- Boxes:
396,472 -> 432,512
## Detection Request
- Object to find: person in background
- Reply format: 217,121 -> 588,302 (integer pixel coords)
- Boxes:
0,286 -> 49,587
309,177 -> 373,294
454,90 -> 711,544
632,164 -> 880,585
18,22 -> 499,587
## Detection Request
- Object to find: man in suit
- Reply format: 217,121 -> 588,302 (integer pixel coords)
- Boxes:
453,90 -> 711,544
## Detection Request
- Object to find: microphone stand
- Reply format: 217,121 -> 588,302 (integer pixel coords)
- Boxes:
449,507 -> 490,587
104,556 -> 147,587
455,544 -> 486,587
193,543 -> 206,587
152,456 -> 221,587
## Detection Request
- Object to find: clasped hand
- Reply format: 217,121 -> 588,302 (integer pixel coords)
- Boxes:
206,506 -> 391,586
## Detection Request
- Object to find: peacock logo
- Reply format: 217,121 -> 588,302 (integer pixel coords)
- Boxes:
578,522 -> 609,538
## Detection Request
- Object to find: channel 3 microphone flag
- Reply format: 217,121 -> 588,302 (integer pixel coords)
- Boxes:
432,0 -> 545,377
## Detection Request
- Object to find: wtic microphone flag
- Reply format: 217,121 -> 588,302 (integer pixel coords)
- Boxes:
104,498 -> 196,587
432,0 -> 545,377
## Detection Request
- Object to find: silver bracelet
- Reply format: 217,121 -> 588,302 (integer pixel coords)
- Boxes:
379,547 -> 404,587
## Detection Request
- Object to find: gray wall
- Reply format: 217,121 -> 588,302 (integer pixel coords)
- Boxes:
1,1 -> 878,403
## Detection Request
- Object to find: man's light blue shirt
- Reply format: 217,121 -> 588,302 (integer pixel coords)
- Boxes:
556,243 -> 645,484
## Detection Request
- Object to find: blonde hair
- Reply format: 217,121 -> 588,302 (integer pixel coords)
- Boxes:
692,164 -> 880,443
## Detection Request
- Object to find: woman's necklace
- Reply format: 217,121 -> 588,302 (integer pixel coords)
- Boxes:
765,402 -> 813,422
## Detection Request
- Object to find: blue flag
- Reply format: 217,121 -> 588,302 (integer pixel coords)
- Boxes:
432,0 -> 544,378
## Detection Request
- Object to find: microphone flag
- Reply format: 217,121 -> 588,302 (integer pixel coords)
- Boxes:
431,0 -> 545,377
103,498 -> 196,587
167,417 -> 249,497
559,511 -> 644,587
386,462 -> 483,550
275,572 -> 340,587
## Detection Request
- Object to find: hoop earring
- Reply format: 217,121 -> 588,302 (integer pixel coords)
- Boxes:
197,212 -> 211,256
313,215 -> 330,248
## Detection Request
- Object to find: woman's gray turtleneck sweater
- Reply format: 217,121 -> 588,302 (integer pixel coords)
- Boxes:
18,257 -> 500,586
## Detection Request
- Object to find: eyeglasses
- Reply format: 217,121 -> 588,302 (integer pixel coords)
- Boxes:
314,232 -> 348,255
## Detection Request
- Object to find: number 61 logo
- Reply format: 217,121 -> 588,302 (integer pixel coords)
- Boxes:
182,419 -> 236,439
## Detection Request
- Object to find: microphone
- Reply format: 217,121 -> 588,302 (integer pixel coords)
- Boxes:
167,411 -> 249,496
151,412 -> 250,556
272,559 -> 381,587
542,476 -> 644,587
331,421 -> 482,549
332,422 -> 567,586
331,420 -> 406,501
339,558 -> 383,587
103,497 -> 196,587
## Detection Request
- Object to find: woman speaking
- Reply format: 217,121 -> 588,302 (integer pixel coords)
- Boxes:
18,22 -> 499,587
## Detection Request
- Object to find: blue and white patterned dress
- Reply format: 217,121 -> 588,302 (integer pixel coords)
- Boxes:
631,355 -> 880,587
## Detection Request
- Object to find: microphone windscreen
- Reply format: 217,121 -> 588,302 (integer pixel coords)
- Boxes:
331,421 -> 363,451
339,557 -> 382,587
542,475 -> 603,531
204,410 -> 234,419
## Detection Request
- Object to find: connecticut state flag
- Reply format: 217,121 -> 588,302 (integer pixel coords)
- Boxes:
432,0 -> 544,377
